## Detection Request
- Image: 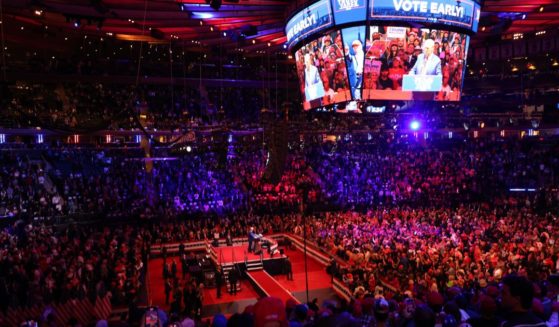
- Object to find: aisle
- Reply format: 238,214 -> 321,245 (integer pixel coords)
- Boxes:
247,270 -> 299,304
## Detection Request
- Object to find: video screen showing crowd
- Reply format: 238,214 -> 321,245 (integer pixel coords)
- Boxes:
295,25 -> 469,111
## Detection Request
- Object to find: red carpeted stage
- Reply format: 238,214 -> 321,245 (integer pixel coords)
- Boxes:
147,234 -> 335,318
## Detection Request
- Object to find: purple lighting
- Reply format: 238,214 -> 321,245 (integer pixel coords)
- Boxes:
191,12 -> 215,19
410,120 -> 420,131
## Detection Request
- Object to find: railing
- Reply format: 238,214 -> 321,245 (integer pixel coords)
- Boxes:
204,239 -> 218,265
219,247 -> 224,268
332,278 -> 352,302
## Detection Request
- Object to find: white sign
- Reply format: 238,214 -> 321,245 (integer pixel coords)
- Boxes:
386,26 -> 407,39
337,0 -> 360,11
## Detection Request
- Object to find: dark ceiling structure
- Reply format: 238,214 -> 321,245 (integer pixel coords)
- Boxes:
1,0 -> 559,54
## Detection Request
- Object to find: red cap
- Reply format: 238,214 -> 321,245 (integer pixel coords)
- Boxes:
479,296 -> 497,316
362,297 -> 375,313
427,291 -> 444,307
485,285 -> 499,298
253,297 -> 288,327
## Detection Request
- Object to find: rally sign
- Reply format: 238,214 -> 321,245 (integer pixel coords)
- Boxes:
386,26 -> 407,39
370,0 -> 477,30
286,0 -> 333,48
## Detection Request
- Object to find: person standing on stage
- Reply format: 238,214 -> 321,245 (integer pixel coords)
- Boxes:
215,266 -> 223,299
248,227 -> 257,253
164,277 -> 172,305
228,268 -> 238,295
285,256 -> 293,281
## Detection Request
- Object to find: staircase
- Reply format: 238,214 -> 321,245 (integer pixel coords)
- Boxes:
221,263 -> 241,292
246,260 -> 263,271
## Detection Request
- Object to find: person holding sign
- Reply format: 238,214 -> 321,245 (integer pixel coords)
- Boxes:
345,39 -> 364,100
408,39 -> 441,76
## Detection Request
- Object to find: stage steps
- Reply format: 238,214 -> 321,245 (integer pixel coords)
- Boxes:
221,263 -> 241,292
246,260 -> 263,271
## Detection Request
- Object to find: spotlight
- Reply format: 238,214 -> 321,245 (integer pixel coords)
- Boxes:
410,120 -> 420,131
73,19 -> 81,28
531,119 -> 539,129
186,146 -> 192,152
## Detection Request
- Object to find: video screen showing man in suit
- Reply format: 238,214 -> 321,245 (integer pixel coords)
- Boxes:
294,30 -> 352,110
362,26 -> 468,101
408,39 -> 441,76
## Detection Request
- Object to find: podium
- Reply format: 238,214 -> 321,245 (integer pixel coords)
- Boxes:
402,74 -> 442,92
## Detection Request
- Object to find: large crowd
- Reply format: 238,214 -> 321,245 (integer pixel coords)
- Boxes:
0,136 -> 558,326
305,138 -> 558,209
1,137 -> 558,219
0,82 -> 277,131
0,222 -> 150,323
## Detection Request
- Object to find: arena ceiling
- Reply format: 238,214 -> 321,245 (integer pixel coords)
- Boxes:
1,0 -> 559,54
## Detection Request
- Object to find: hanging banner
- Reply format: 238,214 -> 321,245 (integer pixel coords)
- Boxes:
286,0 -> 333,48
370,0 -> 479,31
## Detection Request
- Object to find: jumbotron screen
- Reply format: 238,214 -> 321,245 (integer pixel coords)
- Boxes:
295,25 -> 469,110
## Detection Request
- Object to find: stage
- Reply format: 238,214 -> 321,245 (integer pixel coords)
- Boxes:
147,234 -> 336,317
209,244 -> 279,265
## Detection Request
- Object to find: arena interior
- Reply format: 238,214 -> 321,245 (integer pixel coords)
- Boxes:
1,0 -> 559,326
